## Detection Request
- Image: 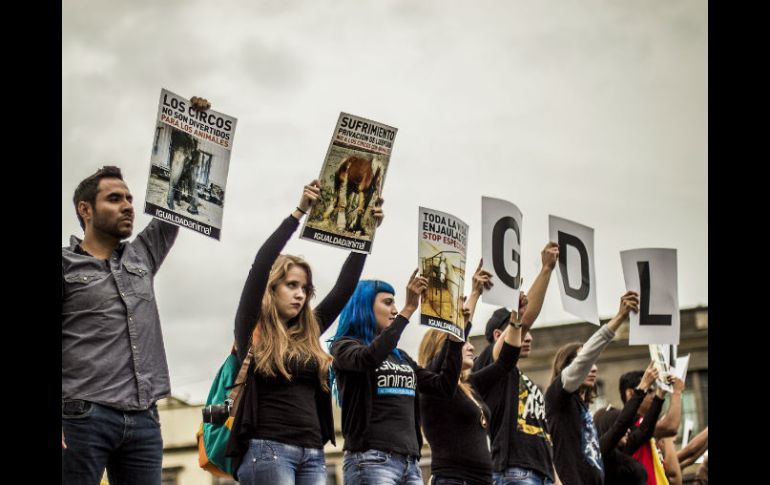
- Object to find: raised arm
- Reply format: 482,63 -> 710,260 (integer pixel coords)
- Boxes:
331,269 -> 425,371
464,259 -> 493,325
471,340 -> 520,396
315,253 -> 366,332
677,426 -> 708,468
411,270 -> 463,398
654,375 -> 684,439
331,316 -> 408,370
233,180 -> 318,362
491,241 -> 558,361
466,272 -> 522,394
493,291 -> 528,361
624,389 -> 665,454
315,198 -> 384,332
413,339 -> 463,398
462,257 -> 526,368
662,437 -> 683,485
135,218 -> 179,274
520,241 -> 559,333
425,326 -> 462,374
600,362 -> 658,454
561,291 -> 639,393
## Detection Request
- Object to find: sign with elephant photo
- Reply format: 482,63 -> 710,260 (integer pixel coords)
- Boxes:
300,112 -> 397,253
143,88 -> 238,240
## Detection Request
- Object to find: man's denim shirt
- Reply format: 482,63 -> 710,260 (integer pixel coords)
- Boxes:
62,219 -> 179,411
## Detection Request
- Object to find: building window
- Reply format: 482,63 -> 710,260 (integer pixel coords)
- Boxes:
677,369 -> 708,443
694,310 -> 708,329
696,370 -> 708,426
213,476 -> 237,485
161,466 -> 183,485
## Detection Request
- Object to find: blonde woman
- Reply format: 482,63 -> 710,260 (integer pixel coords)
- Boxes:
418,261 -> 527,485
225,180 -> 383,485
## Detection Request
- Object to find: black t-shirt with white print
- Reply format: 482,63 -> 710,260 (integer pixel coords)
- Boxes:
367,352 -> 419,456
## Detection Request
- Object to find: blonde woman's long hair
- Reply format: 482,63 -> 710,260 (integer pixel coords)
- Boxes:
418,329 -> 473,400
251,254 -> 333,391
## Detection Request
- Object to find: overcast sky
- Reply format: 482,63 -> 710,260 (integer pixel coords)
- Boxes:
62,0 -> 707,403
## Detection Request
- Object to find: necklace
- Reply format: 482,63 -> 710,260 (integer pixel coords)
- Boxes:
467,390 -> 487,429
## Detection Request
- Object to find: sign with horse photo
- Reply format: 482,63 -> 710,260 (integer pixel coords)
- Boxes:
300,112 -> 397,253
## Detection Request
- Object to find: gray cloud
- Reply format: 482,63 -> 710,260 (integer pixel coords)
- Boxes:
63,0 -> 707,403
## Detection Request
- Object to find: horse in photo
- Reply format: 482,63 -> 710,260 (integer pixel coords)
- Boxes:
322,155 -> 383,235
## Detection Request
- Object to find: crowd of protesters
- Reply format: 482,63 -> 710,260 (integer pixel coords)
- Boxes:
62,96 -> 707,485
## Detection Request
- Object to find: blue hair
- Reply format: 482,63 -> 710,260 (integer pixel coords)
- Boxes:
328,279 -> 402,405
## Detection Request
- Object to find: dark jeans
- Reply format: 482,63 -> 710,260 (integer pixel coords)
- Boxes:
61,400 -> 163,485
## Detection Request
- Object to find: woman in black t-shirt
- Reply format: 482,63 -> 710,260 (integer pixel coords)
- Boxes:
329,271 -> 463,485
225,180 -> 383,485
544,291 -> 639,485
417,261 -> 527,485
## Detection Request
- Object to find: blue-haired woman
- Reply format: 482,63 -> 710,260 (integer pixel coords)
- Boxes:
329,272 -> 464,485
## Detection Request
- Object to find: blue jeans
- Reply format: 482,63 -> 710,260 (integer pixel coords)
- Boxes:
237,438 -> 327,485
343,449 -> 423,485
431,476 -> 486,485
61,400 -> 163,485
493,467 -> 554,485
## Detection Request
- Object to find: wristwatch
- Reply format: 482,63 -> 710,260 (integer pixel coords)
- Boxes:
509,320 -> 523,329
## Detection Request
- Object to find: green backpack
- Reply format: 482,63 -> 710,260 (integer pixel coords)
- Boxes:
196,349 -> 251,479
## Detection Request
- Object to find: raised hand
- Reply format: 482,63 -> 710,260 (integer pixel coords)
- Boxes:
617,291 -> 640,319
404,269 -> 428,313
667,375 -> 685,394
639,361 -> 659,391
190,96 -> 211,111
471,259 -> 493,295
297,179 -> 322,214
541,241 -> 559,271
511,291 -> 529,324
